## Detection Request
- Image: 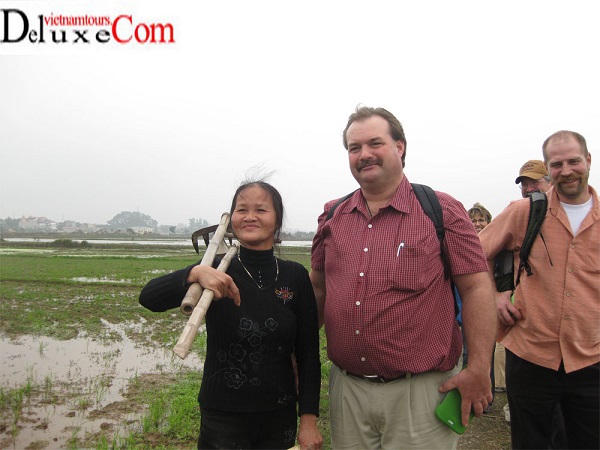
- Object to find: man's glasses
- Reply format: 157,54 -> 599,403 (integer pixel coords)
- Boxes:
518,179 -> 542,190
471,218 -> 488,225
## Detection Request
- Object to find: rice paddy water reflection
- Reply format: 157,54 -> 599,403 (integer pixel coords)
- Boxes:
0,320 -> 202,449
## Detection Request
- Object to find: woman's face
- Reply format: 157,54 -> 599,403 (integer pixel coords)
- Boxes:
231,186 -> 277,250
471,213 -> 489,233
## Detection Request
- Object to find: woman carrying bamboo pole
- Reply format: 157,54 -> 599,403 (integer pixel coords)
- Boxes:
139,180 -> 322,450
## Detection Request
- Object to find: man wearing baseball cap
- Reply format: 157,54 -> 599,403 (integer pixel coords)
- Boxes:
515,159 -> 552,198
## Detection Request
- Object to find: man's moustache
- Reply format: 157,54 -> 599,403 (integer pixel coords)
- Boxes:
558,177 -> 578,184
357,160 -> 381,170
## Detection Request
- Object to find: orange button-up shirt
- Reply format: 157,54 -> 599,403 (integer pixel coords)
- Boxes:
480,186 -> 600,373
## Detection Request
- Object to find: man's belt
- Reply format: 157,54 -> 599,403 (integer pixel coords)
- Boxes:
342,369 -> 407,384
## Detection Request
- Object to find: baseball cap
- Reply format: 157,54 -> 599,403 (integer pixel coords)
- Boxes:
515,160 -> 548,184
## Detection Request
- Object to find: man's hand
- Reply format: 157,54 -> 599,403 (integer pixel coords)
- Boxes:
439,366 -> 493,426
496,290 -> 522,326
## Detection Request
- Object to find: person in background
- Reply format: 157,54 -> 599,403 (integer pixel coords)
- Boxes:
139,180 -> 322,450
311,106 -> 497,449
468,202 -> 492,233
480,131 -> 599,449
499,160 -> 553,394
515,159 -> 552,198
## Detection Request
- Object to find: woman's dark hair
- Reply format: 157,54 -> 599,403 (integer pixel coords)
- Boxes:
229,181 -> 284,241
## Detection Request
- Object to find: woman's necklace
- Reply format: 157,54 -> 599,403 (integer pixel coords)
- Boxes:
237,254 -> 279,289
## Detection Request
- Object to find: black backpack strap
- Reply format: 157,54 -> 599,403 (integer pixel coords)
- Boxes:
326,190 -> 358,221
515,191 -> 549,287
412,183 -> 451,280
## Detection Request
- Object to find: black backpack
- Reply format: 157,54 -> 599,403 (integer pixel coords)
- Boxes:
493,191 -> 550,292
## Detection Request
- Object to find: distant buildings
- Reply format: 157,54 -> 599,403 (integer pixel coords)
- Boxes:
130,226 -> 155,234
2,216 -> 106,234
18,216 -> 57,231
2,216 -> 163,235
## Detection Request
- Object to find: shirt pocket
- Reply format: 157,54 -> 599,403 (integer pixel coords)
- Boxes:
388,239 -> 439,292
583,239 -> 600,273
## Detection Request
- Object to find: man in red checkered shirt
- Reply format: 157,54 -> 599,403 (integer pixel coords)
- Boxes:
310,106 -> 497,449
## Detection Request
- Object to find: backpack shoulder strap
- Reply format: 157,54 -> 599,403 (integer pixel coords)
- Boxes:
411,183 -> 451,280
515,191 -> 548,286
326,190 -> 357,221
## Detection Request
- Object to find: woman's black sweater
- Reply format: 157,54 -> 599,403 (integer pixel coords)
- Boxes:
139,247 -> 321,417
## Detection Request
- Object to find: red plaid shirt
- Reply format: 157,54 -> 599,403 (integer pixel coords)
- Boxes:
311,177 -> 488,378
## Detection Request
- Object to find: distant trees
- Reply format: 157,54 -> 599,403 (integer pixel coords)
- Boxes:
189,218 -> 209,230
0,217 -> 20,232
280,230 -> 315,241
107,211 -> 158,228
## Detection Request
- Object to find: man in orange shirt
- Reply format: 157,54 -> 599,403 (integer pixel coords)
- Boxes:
480,130 -> 599,449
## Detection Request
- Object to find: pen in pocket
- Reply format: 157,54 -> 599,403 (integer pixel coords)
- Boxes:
396,241 -> 404,257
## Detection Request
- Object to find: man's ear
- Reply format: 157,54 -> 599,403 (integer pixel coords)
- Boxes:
396,140 -> 405,160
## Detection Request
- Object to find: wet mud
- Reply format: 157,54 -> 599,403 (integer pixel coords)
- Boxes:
0,320 -> 201,449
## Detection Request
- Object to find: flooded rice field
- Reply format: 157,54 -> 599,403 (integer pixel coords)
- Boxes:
1,320 -> 202,449
0,242 -> 212,448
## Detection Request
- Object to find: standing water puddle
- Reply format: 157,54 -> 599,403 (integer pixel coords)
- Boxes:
0,319 -> 203,449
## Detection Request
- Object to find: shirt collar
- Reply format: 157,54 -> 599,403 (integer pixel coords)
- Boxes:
548,185 -> 599,216
341,176 -> 413,217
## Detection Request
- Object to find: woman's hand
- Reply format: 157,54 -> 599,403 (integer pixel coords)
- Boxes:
297,414 -> 322,449
187,265 -> 241,306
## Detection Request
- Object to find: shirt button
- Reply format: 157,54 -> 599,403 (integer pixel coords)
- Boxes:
361,357 -> 366,362
359,272 -> 364,277
356,301 -> 361,306
355,330 -> 360,335
364,248 -> 368,252
566,292 -> 572,297
571,244 -> 575,249
368,224 -> 373,229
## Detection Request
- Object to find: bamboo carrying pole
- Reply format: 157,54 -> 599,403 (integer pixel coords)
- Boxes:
173,243 -> 239,359
180,213 -> 231,316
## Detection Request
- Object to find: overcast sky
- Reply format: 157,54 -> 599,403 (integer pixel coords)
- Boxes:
1,0 -> 599,231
